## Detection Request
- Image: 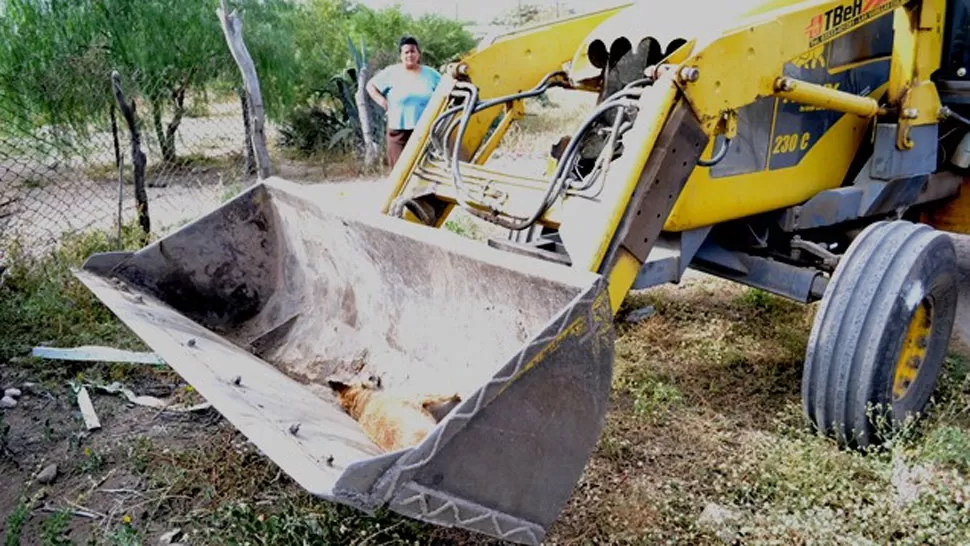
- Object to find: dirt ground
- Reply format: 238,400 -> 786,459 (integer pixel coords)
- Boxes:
0,369 -> 224,545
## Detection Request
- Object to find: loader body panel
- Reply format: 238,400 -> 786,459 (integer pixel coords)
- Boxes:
665,11 -> 895,231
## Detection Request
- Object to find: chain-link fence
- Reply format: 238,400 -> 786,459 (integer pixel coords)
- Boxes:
0,71 -> 277,264
0,0 -> 619,270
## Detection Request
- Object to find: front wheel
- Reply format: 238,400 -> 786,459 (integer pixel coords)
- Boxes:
802,220 -> 959,449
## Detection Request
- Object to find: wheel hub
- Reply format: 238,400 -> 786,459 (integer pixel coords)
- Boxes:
893,300 -> 933,401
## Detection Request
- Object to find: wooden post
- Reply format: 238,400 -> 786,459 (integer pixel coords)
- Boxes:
354,51 -> 379,169
239,87 -> 257,176
218,0 -> 271,179
110,70 -> 150,242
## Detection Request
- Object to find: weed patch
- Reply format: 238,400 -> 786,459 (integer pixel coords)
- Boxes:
102,523 -> 142,546
4,495 -> 30,546
0,223 -> 147,380
444,213 -> 485,241
39,509 -> 72,546
202,501 -> 430,545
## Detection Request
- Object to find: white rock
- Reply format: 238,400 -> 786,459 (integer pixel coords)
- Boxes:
159,528 -> 183,544
36,463 -> 58,484
698,502 -> 742,544
4,388 -> 21,398
0,396 -> 16,409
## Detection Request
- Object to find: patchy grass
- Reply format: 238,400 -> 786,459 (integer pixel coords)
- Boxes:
96,427 -> 448,545
546,281 -> 970,545
39,509 -> 71,546
82,152 -> 241,184
0,227 -> 146,357
501,88 -> 598,156
0,224 -> 150,386
3,496 -> 30,546
443,212 -> 487,241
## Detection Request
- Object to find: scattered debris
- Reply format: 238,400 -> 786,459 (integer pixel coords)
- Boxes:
4,388 -> 21,399
159,528 -> 183,544
697,502 -> 742,544
36,463 -> 58,484
624,305 -> 656,323
93,382 -> 211,413
38,504 -> 101,520
76,386 -> 102,431
31,345 -> 165,365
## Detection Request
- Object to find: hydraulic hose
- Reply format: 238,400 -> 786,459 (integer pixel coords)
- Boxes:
430,70 -> 569,157
445,88 -> 637,230
697,137 -> 731,167
434,72 -> 651,231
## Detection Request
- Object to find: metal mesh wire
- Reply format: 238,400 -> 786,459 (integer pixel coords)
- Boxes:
0,75 -> 269,261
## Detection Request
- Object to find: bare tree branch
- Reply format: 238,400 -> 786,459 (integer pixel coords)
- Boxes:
110,70 -> 150,239
217,0 -> 271,179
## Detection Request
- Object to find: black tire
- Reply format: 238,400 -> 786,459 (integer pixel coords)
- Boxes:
802,220 -> 959,449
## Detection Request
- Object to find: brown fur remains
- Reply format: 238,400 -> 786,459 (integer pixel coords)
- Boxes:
328,377 -> 461,452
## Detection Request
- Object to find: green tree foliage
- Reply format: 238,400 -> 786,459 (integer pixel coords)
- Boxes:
0,0 -> 240,161
0,0 -> 477,162
98,0 -> 238,162
0,0 -> 109,146
273,0 -> 477,157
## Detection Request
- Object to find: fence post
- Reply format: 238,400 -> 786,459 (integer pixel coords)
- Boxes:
110,70 -> 150,242
353,40 -> 379,169
239,87 -> 257,176
218,0 -> 271,180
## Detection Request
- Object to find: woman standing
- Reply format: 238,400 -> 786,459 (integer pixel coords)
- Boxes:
366,36 -> 442,169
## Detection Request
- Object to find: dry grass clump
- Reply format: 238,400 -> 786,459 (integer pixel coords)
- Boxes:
546,277 -> 970,545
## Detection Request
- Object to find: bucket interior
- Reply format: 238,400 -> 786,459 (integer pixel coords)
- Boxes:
102,178 -> 595,417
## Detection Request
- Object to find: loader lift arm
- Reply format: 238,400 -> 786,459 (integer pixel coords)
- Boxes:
380,0 -> 947,313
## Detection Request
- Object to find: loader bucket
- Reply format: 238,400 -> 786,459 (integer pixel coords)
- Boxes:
73,177 -> 614,545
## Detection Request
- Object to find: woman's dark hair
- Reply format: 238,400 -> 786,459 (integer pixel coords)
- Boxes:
399,36 -> 420,52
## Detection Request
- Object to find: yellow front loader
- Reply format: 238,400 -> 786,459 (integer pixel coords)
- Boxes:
75,0 -> 970,542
